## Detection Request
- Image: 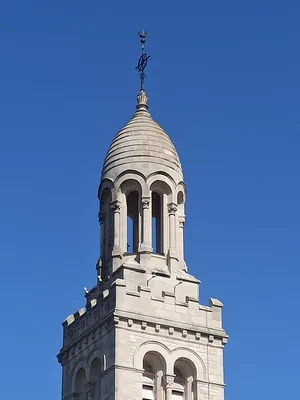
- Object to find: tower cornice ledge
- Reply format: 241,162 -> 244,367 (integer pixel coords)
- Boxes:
113,309 -> 228,342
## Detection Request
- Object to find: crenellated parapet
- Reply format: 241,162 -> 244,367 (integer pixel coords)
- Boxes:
59,275 -> 228,366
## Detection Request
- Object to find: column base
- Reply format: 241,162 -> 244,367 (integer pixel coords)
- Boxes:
139,242 -> 153,253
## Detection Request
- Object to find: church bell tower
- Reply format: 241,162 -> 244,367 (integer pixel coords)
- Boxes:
58,32 -> 228,400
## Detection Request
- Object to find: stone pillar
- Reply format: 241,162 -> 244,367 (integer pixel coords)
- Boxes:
178,216 -> 187,271
192,380 -> 208,400
167,203 -> 179,272
185,378 -> 193,400
163,374 -> 175,400
140,196 -> 152,252
85,383 -> 95,400
111,200 -> 122,272
178,216 -> 185,260
168,203 -> 177,250
98,211 -> 105,260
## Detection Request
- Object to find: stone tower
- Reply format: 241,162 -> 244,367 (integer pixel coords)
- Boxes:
58,90 -> 228,400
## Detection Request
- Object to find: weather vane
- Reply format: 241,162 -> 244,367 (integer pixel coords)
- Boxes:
136,30 -> 150,90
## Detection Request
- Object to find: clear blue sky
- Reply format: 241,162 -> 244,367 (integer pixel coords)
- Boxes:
0,1 -> 299,399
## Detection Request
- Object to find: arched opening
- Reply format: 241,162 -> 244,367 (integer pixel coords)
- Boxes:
151,191 -> 163,254
142,361 -> 155,400
173,358 -> 196,400
150,180 -> 172,256
172,368 -> 185,399
100,187 -> 113,280
74,368 -> 86,399
142,352 -> 166,400
126,191 -> 139,253
177,191 -> 184,206
90,358 -> 101,399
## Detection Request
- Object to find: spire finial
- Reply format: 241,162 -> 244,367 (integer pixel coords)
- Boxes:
136,30 -> 150,91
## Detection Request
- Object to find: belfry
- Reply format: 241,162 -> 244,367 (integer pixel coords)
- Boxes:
58,33 -> 228,400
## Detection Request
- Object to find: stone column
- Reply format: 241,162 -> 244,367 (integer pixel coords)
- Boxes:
111,200 -> 122,272
167,203 -> 179,271
163,374 -> 175,400
178,216 -> 187,271
98,211 -> 106,260
140,196 -> 152,253
168,203 -> 177,249
178,216 -> 185,260
185,378 -> 193,400
85,383 -> 95,400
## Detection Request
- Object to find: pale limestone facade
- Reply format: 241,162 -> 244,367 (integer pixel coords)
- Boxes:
58,90 -> 228,400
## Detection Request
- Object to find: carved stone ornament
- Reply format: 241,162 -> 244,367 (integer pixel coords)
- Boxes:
141,197 -> 150,209
178,216 -> 185,228
168,203 -> 178,215
163,374 -> 175,390
110,201 -> 121,212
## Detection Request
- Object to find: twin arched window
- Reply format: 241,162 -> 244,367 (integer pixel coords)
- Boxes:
126,190 -> 163,255
142,362 -> 155,400
74,357 -> 102,400
142,353 -> 196,400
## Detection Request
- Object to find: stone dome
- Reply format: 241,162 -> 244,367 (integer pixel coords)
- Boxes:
101,90 -> 183,183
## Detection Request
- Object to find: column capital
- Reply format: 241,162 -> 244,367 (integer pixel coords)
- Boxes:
111,200 -> 121,212
98,211 -> 106,223
163,373 -> 176,389
141,196 -> 151,209
178,215 -> 186,227
85,382 -> 96,396
167,202 -> 178,215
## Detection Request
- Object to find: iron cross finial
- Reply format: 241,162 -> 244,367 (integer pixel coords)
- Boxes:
136,30 -> 150,90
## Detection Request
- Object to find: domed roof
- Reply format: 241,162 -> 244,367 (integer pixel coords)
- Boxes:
101,90 -> 183,183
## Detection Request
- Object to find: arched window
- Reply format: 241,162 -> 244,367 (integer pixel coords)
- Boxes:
172,368 -> 185,399
142,352 -> 165,400
126,191 -> 139,253
152,191 -> 162,254
74,368 -> 86,400
173,358 -> 196,400
142,362 -> 155,400
90,358 -> 101,399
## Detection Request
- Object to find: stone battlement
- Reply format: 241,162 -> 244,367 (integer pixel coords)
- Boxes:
62,278 -> 227,348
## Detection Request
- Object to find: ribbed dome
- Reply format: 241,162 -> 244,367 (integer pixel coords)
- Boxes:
102,91 -> 183,183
